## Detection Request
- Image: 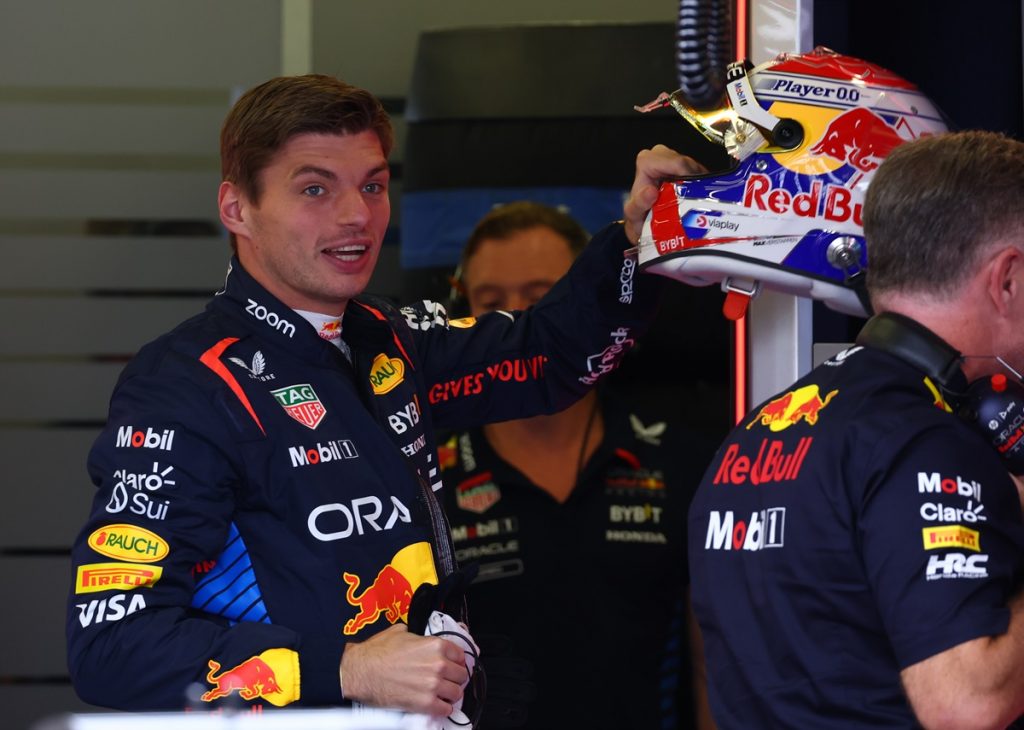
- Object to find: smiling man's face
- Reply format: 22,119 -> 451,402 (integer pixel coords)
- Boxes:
220,130 -> 391,316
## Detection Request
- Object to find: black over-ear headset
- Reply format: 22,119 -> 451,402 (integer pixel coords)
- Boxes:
856,312 -> 1024,475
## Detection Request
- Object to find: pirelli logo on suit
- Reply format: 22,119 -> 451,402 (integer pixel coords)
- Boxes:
75,563 -> 163,594
922,525 -> 980,552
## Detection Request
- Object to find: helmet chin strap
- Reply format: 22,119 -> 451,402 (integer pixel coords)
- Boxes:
721,277 -> 761,320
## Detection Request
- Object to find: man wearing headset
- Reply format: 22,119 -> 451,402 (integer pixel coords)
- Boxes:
437,201 -> 717,729
689,130 -> 1024,728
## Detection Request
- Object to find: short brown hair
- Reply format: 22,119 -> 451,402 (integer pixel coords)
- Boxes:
865,130 -> 1024,299
458,201 -> 590,279
221,74 -> 393,206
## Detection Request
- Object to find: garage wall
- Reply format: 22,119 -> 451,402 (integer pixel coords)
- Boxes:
0,2 -> 277,727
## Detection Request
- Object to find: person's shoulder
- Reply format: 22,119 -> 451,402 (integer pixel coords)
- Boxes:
352,293 -> 448,334
804,346 -> 1005,480
815,345 -> 964,431
584,221 -> 629,249
119,307 -> 247,387
104,307 -> 276,444
354,292 -> 400,315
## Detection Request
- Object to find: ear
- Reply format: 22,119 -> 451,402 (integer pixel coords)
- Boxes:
985,245 -> 1024,318
218,181 -> 251,240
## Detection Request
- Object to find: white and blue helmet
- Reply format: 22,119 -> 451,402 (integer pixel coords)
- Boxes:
636,46 -> 948,317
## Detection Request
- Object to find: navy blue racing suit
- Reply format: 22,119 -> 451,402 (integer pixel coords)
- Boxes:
689,332 -> 1024,728
67,223 -> 661,710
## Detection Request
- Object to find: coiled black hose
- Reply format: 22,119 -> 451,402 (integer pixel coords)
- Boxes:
676,0 -> 733,109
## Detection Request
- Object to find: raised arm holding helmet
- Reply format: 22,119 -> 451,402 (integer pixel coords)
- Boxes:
66,73 -> 702,722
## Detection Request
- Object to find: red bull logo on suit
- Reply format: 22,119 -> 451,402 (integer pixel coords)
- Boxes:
746,385 -> 838,432
201,648 -> 299,706
342,542 -> 438,635
709,384 -> 835,488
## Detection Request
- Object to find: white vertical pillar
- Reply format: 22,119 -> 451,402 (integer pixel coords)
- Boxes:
749,0 -> 814,64
745,0 -> 815,408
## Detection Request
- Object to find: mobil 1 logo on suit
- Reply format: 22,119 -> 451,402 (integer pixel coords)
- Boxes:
704,508 -> 786,551
115,426 -> 175,451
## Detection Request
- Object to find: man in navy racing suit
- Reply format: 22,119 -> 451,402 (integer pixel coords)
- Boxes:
66,73 -> 703,719
689,131 -> 1024,728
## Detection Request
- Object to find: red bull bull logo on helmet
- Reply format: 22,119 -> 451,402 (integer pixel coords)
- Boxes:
342,542 -> 438,635
809,107 -> 905,172
201,648 -> 299,707
746,384 -> 838,432
637,47 -> 948,321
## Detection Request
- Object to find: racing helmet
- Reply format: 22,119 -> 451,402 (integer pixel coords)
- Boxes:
634,46 -> 948,318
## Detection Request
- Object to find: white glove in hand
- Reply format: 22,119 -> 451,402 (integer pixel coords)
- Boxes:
423,610 -> 479,729
352,611 -> 480,728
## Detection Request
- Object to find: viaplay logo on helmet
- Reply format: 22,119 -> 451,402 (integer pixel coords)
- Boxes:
682,211 -> 740,240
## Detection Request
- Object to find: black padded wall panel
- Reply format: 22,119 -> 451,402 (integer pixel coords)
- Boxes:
400,22 -> 730,268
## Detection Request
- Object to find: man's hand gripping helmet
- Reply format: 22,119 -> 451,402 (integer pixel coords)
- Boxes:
635,46 -> 948,319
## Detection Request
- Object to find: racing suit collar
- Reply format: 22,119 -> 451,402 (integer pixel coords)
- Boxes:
209,257 -> 341,361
